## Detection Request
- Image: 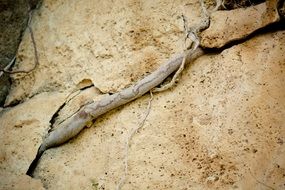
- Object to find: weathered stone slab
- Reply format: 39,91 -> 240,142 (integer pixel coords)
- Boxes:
201,1 -> 280,48
0,92 -> 66,181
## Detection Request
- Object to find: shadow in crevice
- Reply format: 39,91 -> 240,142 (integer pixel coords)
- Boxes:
202,20 -> 285,55
26,145 -> 44,177
26,83 -> 95,177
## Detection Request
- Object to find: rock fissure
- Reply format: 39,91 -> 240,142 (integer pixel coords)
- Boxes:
24,0 -> 284,183
202,20 -> 285,54
1,0 -> 284,189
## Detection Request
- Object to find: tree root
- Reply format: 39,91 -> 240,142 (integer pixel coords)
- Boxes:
26,0 -> 215,178
26,47 -> 204,176
116,91 -> 153,190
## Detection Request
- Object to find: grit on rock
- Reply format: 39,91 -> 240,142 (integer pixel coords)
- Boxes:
0,0 -> 284,189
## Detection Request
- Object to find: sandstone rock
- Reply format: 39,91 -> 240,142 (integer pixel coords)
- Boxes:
0,174 -> 44,190
0,92 -> 66,179
0,0 -> 42,106
1,0 -> 284,189
201,1 -> 280,48
34,31 -> 285,189
53,85 -> 104,128
6,0 -> 195,105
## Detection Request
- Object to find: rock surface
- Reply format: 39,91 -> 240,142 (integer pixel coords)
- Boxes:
0,174 -> 44,190
32,30 -> 285,190
201,1 -> 280,48
0,92 -> 67,190
5,0 -> 196,105
0,0 -> 42,106
0,0 -> 29,106
0,0 -> 284,189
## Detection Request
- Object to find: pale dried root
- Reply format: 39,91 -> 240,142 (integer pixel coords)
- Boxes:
26,48 -> 204,176
26,0 -> 212,178
116,91 -> 153,190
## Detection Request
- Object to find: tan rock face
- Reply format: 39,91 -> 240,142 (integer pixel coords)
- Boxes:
30,30 -> 284,190
1,0 -> 285,189
6,0 -> 199,105
201,1 -> 280,48
0,92 -> 67,189
0,174 -> 44,190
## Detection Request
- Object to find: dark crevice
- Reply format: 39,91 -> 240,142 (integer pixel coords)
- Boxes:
4,83 -> 95,118
4,89 -> 62,109
221,0 -> 265,10
48,85 -> 95,131
25,4 -> 285,180
3,99 -> 22,108
3,92 -> 45,109
26,84 -> 97,177
48,102 -> 66,132
26,97 -> 67,177
278,0 -> 285,19
26,145 -> 44,177
57,99 -> 94,127
202,20 -> 285,55
27,93 -> 67,176
54,84 -> 96,126
65,84 -> 95,104
79,84 -> 94,91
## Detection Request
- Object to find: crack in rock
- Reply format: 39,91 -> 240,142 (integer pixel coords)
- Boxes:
26,82 -> 99,176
